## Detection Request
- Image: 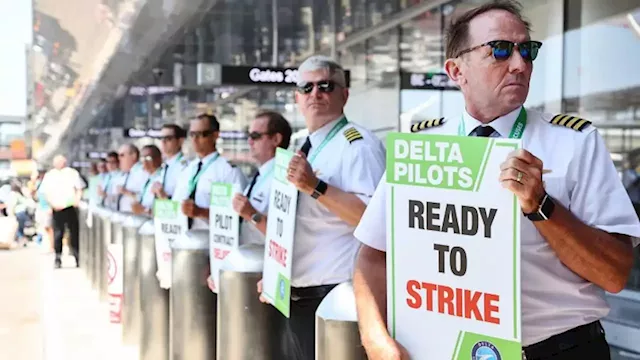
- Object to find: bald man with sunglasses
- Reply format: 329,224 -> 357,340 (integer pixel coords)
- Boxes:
353,2 -> 640,360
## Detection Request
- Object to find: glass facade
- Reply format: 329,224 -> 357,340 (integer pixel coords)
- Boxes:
32,0 -> 640,302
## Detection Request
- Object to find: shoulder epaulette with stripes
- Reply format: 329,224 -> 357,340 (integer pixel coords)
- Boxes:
549,114 -> 591,131
343,127 -> 363,144
410,118 -> 445,133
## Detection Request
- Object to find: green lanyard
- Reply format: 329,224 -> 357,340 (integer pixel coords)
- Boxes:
188,152 -> 219,195
457,107 -> 527,139
308,117 -> 349,164
140,168 -> 162,202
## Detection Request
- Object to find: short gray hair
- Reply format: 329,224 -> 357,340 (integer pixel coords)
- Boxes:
297,55 -> 347,88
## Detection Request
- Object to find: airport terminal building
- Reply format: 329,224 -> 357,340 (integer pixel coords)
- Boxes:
29,0 -> 640,355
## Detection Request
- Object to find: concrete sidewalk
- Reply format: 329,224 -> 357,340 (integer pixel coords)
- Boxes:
0,247 -> 44,360
0,246 -> 128,360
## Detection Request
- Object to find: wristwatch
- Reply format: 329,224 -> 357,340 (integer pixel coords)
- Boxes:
250,212 -> 263,225
524,192 -> 555,221
311,179 -> 328,199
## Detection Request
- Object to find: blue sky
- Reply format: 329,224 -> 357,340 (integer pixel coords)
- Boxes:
0,0 -> 32,117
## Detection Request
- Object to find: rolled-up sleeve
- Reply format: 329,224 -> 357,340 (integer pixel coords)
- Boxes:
569,131 -> 640,246
354,174 -> 388,251
341,141 -> 386,205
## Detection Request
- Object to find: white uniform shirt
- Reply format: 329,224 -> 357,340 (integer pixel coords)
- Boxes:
111,163 -> 149,213
239,158 -> 275,246
40,167 -> 86,210
162,152 -> 188,198
292,117 -> 386,287
139,168 -> 163,210
354,106 -> 640,346
172,151 -> 248,230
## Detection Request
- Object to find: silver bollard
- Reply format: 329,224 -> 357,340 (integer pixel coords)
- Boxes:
90,208 -> 102,291
171,229 -> 217,360
217,244 -> 281,360
100,208 -> 113,302
108,211 -> 127,323
122,214 -> 149,348
315,282 -> 368,360
138,219 -> 169,360
78,203 -> 88,273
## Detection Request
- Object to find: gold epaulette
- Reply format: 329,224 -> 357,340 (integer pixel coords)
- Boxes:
410,118 -> 445,133
549,114 -> 591,131
343,127 -> 363,144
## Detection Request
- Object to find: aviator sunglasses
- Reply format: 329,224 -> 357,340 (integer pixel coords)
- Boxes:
296,80 -> 337,94
457,40 -> 542,62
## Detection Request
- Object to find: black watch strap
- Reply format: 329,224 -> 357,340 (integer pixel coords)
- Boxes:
525,193 -> 555,221
311,179 -> 328,199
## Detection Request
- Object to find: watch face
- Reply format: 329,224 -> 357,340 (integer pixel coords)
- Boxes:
251,213 -> 262,223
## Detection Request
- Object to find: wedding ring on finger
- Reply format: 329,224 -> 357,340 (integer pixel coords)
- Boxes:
516,171 -> 523,183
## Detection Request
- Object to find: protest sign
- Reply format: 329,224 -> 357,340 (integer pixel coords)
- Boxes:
154,199 -> 188,289
261,148 -> 299,317
386,132 -> 522,360
209,182 -> 240,293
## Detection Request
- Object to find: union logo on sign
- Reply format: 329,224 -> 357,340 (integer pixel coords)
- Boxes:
472,341 -> 502,360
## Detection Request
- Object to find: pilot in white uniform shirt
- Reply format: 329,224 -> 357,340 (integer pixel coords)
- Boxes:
240,158 -> 274,246
172,151 -> 247,229
354,106 -> 640,347
111,163 -> 149,213
293,116 -> 386,288
100,171 -> 117,208
139,167 -> 163,211
161,151 -> 188,198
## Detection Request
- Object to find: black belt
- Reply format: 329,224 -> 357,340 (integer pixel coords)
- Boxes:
290,284 -> 337,301
523,320 -> 605,359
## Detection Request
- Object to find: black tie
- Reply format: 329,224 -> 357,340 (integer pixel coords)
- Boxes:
473,125 -> 496,137
187,161 -> 203,229
300,137 -> 312,156
116,172 -> 130,211
298,138 -> 313,197
246,170 -> 260,198
240,170 -> 260,225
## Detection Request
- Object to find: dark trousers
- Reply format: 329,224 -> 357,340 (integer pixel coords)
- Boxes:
524,321 -> 610,360
278,285 -> 337,360
52,206 -> 79,258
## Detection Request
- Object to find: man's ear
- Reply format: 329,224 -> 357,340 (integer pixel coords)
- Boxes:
272,133 -> 283,148
444,58 -> 465,86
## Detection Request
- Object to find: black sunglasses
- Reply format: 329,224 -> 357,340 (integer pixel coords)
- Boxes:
160,135 -> 176,141
457,40 -> 542,62
248,131 -> 274,140
189,130 -> 214,138
296,80 -> 337,94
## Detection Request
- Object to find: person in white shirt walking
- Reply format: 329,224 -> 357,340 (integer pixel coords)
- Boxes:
40,155 -> 86,268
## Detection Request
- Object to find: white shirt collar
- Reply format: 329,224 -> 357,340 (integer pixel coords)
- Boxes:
198,151 -> 218,163
165,151 -> 182,165
309,115 -> 345,148
257,157 -> 275,176
462,106 -> 523,137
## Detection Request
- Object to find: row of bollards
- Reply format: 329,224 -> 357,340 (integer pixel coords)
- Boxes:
76,202 -> 368,360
